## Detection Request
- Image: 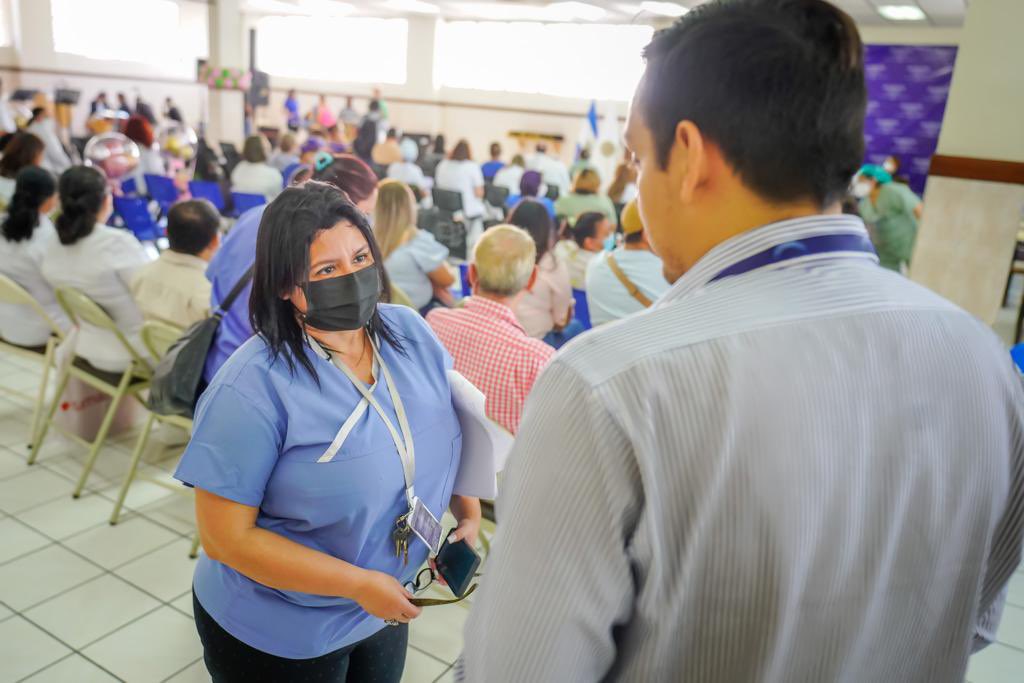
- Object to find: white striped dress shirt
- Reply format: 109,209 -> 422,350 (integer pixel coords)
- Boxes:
458,214 -> 1024,682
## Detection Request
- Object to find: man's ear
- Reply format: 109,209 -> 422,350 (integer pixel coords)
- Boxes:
673,120 -> 706,204
468,263 -> 479,293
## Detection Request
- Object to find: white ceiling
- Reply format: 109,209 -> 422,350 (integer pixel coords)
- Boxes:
243,0 -> 968,27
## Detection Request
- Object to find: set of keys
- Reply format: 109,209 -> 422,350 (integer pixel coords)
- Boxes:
393,511 -> 412,566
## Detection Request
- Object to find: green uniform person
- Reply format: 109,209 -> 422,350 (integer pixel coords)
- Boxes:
855,164 -> 923,272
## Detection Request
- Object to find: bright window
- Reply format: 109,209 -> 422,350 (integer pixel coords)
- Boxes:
434,21 -> 654,101
256,16 -> 408,84
50,0 -> 207,70
0,0 -> 10,47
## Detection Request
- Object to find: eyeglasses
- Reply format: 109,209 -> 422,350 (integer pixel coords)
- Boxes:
404,567 -> 478,607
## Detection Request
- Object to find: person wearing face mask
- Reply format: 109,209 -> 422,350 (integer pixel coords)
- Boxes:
853,164 -> 921,272
553,211 -> 613,290
175,181 -> 479,682
202,152 -> 380,384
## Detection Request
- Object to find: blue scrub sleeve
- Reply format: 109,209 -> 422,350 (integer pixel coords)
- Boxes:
173,383 -> 283,507
409,231 -> 449,274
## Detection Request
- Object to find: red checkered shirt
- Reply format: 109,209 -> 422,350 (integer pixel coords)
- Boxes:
427,296 -> 555,434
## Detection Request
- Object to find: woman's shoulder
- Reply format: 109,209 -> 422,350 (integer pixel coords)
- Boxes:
208,335 -> 292,392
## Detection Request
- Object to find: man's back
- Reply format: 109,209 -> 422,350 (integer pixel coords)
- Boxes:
130,250 -> 211,329
460,220 -> 1024,681
585,248 -> 670,325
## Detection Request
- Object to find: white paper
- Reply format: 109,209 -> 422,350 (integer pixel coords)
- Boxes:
448,370 -> 514,499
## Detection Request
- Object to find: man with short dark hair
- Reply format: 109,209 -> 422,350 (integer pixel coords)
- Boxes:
460,1 -> 1024,680
131,199 -> 221,328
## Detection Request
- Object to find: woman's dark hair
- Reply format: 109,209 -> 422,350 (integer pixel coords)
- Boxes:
639,0 -> 865,207
432,134 -> 445,155
450,140 -> 471,162
489,142 -> 501,159
508,199 -> 554,265
124,115 -> 154,148
1,166 -> 56,243
29,107 -> 45,125
311,153 -> 379,205
0,132 -> 45,179
249,181 -> 402,381
55,166 -> 107,246
353,119 -> 378,162
562,211 -> 605,246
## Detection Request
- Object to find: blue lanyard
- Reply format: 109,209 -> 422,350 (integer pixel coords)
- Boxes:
710,232 -> 876,284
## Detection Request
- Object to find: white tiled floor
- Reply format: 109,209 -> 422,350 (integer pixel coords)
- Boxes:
3,324 -> 1024,682
0,349 -> 465,682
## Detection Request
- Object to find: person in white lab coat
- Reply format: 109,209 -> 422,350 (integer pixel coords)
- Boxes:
26,107 -> 71,175
230,135 -> 283,201
526,142 -> 570,198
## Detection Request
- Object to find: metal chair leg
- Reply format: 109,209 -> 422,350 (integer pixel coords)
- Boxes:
73,371 -> 133,498
189,533 -> 201,559
27,368 -> 70,466
28,339 -> 55,451
109,413 -> 156,525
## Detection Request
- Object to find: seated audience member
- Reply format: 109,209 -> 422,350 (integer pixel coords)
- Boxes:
493,153 -> 525,193
372,127 -> 403,167
352,115 -> 378,164
585,199 -> 670,325
326,124 -> 348,154
553,211 -> 612,289
268,133 -> 300,172
855,164 -> 921,272
526,142 -> 570,197
164,97 -> 184,124
509,199 -> 580,346
203,153 -> 378,382
338,96 -> 360,128
427,225 -> 554,434
387,138 -> 428,194
27,106 -> 71,175
481,142 -> 504,181
0,132 -> 45,211
555,168 -> 618,226
569,147 -> 595,178
130,200 -> 221,328
505,170 -> 556,219
375,179 -> 454,312
41,166 -> 150,371
0,166 -> 69,345
607,147 -> 638,205
419,134 -> 446,178
231,135 -> 283,201
124,114 -> 166,195
435,139 -> 486,244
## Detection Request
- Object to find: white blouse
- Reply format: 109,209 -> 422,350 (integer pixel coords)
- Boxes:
0,216 -> 70,346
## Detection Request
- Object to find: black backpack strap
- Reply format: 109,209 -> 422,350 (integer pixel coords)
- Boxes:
216,265 -> 255,315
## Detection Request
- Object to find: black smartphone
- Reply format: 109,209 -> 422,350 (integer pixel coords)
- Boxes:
434,534 -> 481,598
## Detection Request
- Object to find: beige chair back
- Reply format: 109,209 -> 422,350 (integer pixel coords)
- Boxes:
0,273 -> 64,339
55,287 -> 151,371
141,320 -> 183,360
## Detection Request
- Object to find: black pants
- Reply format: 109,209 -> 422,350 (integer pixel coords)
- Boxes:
193,592 -> 408,682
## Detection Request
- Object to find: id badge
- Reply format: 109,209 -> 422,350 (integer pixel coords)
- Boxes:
408,497 -> 443,554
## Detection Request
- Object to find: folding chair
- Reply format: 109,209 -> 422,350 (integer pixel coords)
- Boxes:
0,275 -> 64,449
120,176 -> 139,197
1011,344 -> 1024,374
188,179 -> 226,212
109,321 -> 201,557
144,174 -> 180,215
572,288 -> 592,330
113,196 -> 162,242
29,288 -> 152,500
231,192 -> 267,217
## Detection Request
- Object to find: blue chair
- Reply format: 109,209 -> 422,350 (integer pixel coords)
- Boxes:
121,177 -> 138,197
188,180 -> 226,212
1011,344 -> 1024,373
144,174 -> 179,213
113,196 -> 162,242
231,192 -> 267,217
572,288 -> 591,330
459,263 -> 471,297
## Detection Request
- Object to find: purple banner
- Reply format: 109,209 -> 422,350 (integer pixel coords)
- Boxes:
863,44 -> 958,195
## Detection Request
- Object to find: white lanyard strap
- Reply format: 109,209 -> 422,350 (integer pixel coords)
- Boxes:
323,338 -> 417,505
317,359 -> 379,464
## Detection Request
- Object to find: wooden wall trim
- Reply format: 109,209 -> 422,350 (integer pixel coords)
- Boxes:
929,154 -> 1024,185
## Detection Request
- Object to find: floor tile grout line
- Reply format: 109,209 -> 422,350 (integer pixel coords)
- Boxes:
159,655 -> 204,683
410,642 -> 457,667
8,611 -> 129,683
432,664 -> 454,682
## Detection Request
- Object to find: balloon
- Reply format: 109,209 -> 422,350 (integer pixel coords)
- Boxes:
83,132 -> 140,181
159,123 -> 198,162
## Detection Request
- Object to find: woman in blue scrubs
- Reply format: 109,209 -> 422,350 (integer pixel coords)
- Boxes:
175,180 -> 479,682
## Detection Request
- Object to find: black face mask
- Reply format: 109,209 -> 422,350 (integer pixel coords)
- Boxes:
302,264 -> 381,331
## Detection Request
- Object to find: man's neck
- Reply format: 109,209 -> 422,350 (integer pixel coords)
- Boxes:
473,291 -> 517,309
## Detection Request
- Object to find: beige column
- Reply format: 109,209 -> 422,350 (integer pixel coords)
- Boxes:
205,0 -> 246,146
909,0 -> 1024,327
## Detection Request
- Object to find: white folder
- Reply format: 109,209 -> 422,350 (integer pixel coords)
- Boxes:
448,370 -> 513,499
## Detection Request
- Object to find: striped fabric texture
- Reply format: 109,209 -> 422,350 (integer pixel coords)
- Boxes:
457,215 -> 1024,682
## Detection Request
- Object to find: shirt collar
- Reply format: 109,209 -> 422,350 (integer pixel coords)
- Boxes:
465,296 -> 525,331
161,250 -> 209,271
656,214 -> 875,308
